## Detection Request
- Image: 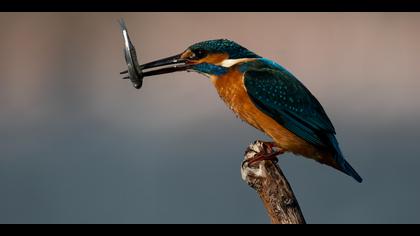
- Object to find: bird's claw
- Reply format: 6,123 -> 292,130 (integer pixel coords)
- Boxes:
246,150 -> 282,167
243,140 -> 284,168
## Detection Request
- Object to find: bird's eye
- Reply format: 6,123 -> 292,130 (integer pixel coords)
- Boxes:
191,49 -> 208,60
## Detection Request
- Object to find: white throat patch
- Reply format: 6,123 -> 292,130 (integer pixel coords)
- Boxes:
218,58 -> 254,68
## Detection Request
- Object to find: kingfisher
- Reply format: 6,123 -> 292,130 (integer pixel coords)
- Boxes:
128,39 -> 363,183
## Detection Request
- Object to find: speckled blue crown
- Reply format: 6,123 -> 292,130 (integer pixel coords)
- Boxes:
189,39 -> 261,59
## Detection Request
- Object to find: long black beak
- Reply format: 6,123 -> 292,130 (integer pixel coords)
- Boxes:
140,54 -> 193,77
119,18 -> 192,90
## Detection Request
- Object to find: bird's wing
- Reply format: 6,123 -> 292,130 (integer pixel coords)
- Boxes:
244,68 -> 336,147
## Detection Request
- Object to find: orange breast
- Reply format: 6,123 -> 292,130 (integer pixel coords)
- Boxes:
212,69 -> 323,160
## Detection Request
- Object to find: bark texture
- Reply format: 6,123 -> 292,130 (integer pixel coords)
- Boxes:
241,140 -> 306,224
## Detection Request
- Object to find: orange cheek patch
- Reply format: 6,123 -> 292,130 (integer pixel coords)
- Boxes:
198,53 -> 229,65
180,50 -> 193,60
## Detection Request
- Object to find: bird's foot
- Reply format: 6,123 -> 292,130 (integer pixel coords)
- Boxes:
260,141 -> 279,153
241,140 -> 284,182
243,140 -> 284,167
246,150 -> 284,166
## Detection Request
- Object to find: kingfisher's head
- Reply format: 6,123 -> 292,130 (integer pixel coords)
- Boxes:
140,39 -> 261,78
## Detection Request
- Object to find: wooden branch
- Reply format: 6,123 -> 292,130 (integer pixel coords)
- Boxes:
241,141 -> 306,224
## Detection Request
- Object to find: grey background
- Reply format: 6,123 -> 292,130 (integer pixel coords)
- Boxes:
1,13 -> 419,223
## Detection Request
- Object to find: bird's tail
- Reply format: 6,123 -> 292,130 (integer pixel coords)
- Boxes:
327,134 -> 363,183
340,158 -> 363,183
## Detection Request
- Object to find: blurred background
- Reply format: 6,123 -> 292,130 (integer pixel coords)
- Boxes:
1,12 -> 419,223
